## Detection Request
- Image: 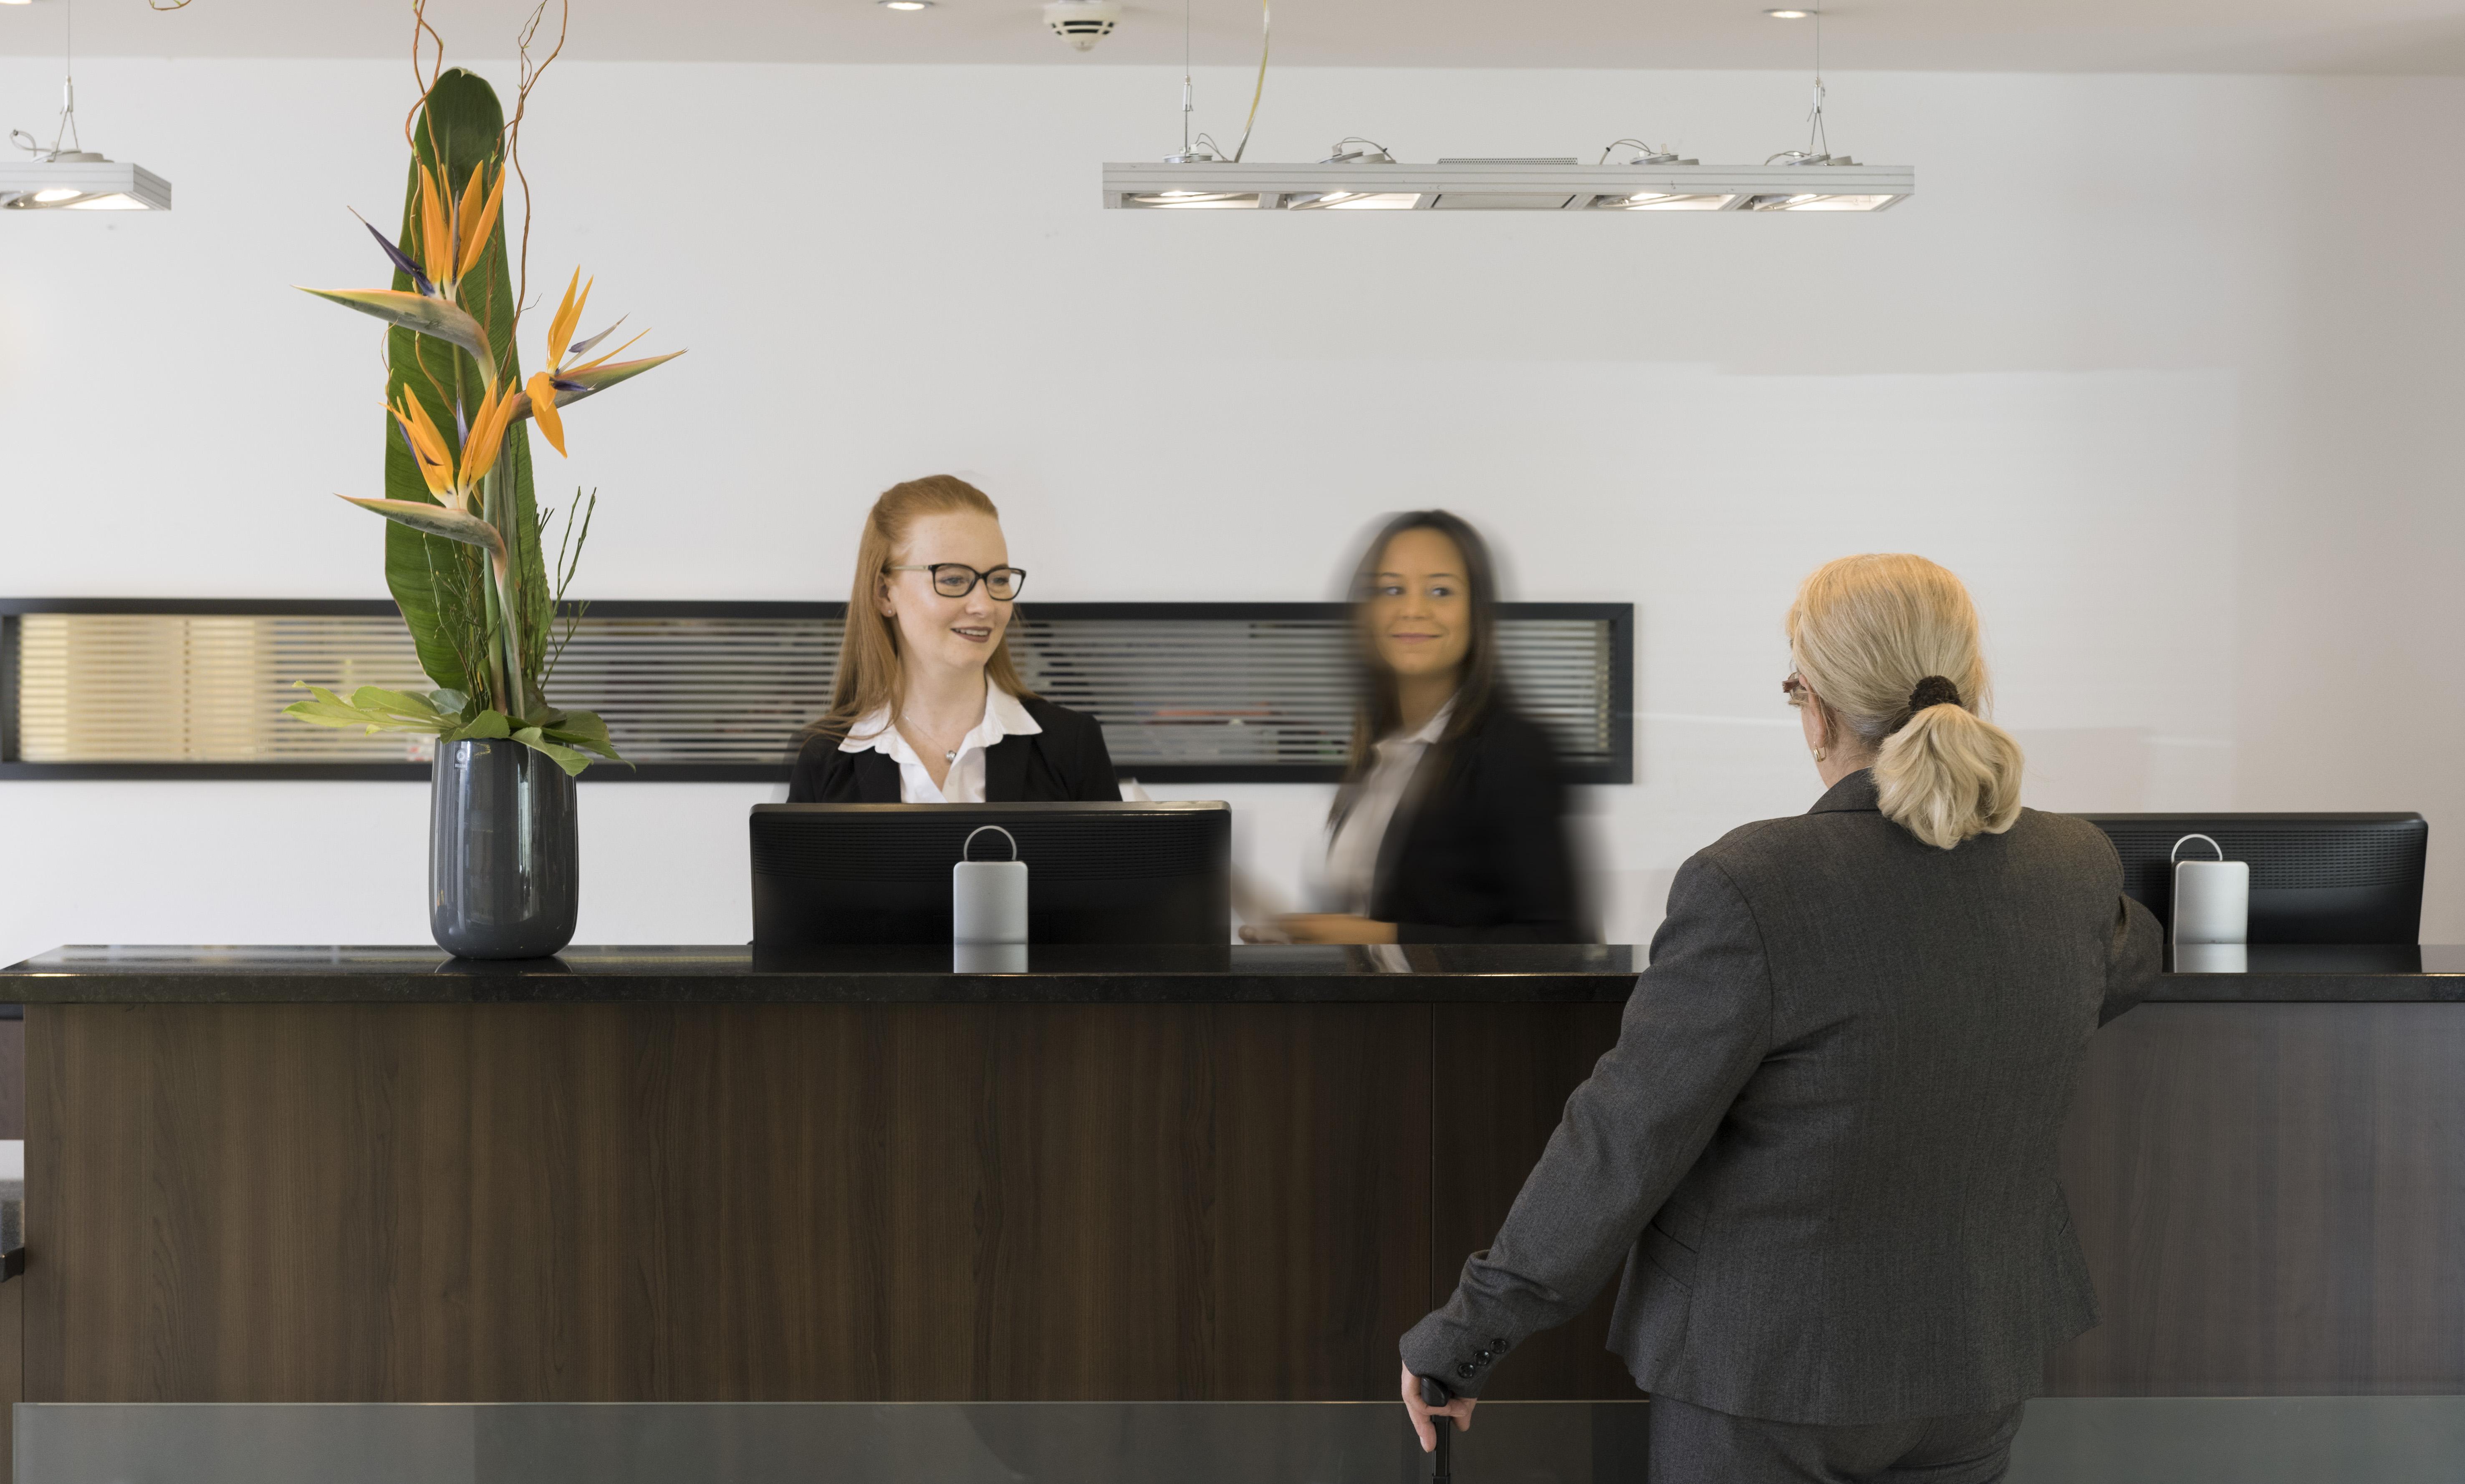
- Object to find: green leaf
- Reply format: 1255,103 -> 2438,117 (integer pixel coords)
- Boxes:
429,688 -> 471,715
511,726 -> 593,777
443,709 -> 513,742
541,707 -> 625,763
346,686 -> 445,722
299,287 -> 491,364
386,69 -> 549,709
339,496 -> 506,555
281,681 -> 447,736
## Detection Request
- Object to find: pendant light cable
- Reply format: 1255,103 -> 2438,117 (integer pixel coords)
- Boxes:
10,0 -> 82,160
1804,7 -> 1830,159
1231,0 -> 1269,162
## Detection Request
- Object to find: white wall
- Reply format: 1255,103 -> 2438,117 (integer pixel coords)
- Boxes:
3,58 -> 2460,960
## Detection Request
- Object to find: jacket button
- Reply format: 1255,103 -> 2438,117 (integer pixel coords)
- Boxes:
1493,1338 -> 1510,1350
1457,1363 -> 1476,1379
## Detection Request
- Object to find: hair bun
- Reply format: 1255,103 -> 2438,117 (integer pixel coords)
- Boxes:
1907,675 -> 1963,713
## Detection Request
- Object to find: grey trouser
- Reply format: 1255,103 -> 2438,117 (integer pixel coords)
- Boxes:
1647,1394 -> 2026,1484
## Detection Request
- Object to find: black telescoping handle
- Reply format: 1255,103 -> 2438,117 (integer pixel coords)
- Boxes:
1419,1375 -> 1454,1484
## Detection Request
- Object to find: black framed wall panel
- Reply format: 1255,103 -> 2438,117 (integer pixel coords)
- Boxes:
0,599 -> 1634,786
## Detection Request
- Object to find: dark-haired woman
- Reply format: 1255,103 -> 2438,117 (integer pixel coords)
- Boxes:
1267,510 -> 1589,945
787,475 -> 1118,803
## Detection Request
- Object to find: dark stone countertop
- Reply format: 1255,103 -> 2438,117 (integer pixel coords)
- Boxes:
2,943 -> 2461,1005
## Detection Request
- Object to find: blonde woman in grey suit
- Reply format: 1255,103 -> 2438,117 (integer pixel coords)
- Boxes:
1399,553 -> 2162,1484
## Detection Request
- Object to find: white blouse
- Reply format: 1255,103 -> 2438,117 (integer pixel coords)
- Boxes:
836,687 -> 1043,804
1321,699 -> 1454,917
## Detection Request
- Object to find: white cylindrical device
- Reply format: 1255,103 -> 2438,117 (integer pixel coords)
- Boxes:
954,825 -> 1028,945
2170,833 -> 2249,947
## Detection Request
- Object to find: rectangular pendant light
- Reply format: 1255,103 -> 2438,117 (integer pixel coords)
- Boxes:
1104,160 -> 1911,212
0,156 -> 173,212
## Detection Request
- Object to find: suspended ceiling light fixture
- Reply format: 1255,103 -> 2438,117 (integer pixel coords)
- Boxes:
1117,0 -> 1270,207
1742,6 -> 1895,211
1,0 -> 172,212
1101,1 -> 1908,212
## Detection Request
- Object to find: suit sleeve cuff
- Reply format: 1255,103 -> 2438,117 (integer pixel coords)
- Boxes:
1400,1310 -> 1518,1398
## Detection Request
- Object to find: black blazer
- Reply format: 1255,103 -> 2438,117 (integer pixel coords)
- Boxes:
1362,705 -> 1590,944
785,694 -> 1120,804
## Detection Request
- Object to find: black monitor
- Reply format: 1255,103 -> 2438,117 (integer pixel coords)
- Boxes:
2075,813 -> 2428,945
751,801 -> 1232,947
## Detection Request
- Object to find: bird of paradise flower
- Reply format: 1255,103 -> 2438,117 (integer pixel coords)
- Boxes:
285,151 -> 682,775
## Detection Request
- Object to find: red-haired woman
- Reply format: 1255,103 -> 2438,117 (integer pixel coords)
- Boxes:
788,475 -> 1116,803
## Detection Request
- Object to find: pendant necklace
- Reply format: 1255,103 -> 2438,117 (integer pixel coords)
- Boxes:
902,712 -> 961,765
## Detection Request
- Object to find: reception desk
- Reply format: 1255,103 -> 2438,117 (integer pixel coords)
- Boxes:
0,945 -> 2458,1431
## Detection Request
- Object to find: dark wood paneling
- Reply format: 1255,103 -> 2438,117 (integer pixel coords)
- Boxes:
26,1002 -> 1432,1403
0,1016 -> 22,1139
0,1269 -> 20,1484
2048,1002 -> 2465,1395
1432,1002 -> 1634,1400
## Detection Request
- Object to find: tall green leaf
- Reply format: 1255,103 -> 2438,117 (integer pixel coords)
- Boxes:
383,70 -> 552,702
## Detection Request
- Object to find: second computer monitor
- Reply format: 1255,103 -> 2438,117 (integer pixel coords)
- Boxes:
751,800 -> 1232,947
2076,812 -> 2427,945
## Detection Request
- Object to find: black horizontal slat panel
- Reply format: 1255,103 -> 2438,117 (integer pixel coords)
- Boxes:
0,600 -> 1633,784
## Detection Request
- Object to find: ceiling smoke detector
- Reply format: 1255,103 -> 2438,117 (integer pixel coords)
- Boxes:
1044,0 -> 1120,51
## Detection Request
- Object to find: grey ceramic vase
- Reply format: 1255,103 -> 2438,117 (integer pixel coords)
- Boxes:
429,738 -> 579,959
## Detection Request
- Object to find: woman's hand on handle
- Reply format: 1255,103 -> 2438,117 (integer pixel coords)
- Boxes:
1401,1362 -> 1476,1453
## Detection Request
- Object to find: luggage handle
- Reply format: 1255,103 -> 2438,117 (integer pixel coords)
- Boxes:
1419,1375 -> 1454,1484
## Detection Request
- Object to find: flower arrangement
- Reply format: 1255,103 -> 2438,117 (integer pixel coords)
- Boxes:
285,38 -> 679,775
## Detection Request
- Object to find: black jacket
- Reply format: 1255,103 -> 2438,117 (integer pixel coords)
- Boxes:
785,694 -> 1120,804
1363,706 -> 1590,944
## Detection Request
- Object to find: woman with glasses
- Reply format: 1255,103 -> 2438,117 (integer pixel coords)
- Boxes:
1262,509 -> 1588,944
788,474 -> 1119,803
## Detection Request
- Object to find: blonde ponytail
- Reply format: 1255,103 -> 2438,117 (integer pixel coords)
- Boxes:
1874,703 -> 2024,850
1786,554 -> 2025,850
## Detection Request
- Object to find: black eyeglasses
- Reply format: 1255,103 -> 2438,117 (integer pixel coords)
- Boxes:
886,563 -> 1028,601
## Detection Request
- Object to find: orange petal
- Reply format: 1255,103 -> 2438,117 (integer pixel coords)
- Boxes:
391,389 -> 448,464
457,166 -> 505,281
464,383 -> 520,484
545,269 -> 587,368
453,165 -> 487,279
388,393 -> 455,496
417,166 -> 450,287
525,372 -> 568,456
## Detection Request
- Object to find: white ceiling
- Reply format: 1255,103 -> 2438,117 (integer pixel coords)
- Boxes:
3,0 -> 2461,74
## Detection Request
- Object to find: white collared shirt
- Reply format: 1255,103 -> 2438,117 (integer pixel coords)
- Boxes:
1322,699 -> 1454,917
838,686 -> 1043,804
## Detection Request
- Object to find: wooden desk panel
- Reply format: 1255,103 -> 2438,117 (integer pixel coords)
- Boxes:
25,1003 -> 1433,1403
1433,1003 -> 1633,1400
2048,1002 -> 2465,1395
24,993 -> 2460,1407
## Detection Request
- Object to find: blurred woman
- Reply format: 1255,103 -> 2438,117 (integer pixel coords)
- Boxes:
1269,510 -> 1587,944
1397,553 -> 2161,1484
788,475 -> 1117,803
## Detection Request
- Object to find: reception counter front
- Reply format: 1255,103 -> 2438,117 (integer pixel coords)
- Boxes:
0,944 -> 2459,1475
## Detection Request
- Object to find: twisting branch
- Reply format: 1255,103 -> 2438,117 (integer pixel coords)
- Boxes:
504,0 -> 571,323
405,0 -> 445,146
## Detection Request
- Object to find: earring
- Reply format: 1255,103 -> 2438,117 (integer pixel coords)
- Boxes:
1813,747 -> 1828,762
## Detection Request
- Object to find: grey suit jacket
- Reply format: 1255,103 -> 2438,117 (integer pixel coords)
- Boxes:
1400,771 -> 2162,1425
